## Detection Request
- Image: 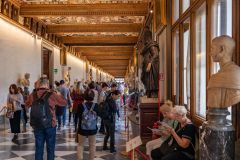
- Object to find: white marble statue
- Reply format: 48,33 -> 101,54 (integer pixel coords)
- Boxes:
207,35 -> 240,108
20,73 -> 30,88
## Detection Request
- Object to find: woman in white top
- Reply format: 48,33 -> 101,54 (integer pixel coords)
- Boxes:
7,84 -> 24,142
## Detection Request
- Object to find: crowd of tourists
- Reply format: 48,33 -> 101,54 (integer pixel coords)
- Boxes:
6,76 -> 128,160
5,75 -> 196,160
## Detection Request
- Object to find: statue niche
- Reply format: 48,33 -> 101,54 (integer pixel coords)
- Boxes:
140,27 -> 159,98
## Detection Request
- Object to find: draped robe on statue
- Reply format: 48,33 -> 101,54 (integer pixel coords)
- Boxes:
207,62 -> 240,108
141,41 -> 159,98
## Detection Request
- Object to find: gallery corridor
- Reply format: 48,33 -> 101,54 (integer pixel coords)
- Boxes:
1,0 -> 240,159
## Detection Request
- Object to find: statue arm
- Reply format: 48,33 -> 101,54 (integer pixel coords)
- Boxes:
146,46 -> 159,72
149,46 -> 159,62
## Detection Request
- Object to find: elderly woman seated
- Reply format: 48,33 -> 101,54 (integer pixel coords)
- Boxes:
146,100 -> 179,160
151,105 -> 195,160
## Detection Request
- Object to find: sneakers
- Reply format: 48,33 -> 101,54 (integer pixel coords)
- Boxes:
12,134 -> 18,142
57,127 -> 61,131
12,134 -> 18,143
103,146 -> 109,151
110,148 -> 117,153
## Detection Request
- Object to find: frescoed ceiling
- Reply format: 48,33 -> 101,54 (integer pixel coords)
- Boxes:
37,16 -> 144,25
59,32 -> 139,37
19,0 -> 149,4
15,0 -> 150,77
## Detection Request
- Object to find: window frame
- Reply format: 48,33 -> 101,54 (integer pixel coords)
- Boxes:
170,0 -> 235,125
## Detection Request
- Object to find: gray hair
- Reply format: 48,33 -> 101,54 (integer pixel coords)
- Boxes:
173,105 -> 187,116
38,77 -> 49,86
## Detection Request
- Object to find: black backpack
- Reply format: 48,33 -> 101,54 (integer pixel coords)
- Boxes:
30,91 -> 52,129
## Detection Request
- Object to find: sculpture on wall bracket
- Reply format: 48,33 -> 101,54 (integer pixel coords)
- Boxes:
140,26 -> 159,98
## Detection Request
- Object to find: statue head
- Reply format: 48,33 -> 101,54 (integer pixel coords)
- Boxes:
210,35 -> 235,63
143,26 -> 152,44
24,73 -> 30,79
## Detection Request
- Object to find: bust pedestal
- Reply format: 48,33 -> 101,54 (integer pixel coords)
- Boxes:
199,108 -> 235,160
139,97 -> 158,142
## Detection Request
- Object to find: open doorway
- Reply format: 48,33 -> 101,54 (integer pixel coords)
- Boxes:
42,47 -> 53,85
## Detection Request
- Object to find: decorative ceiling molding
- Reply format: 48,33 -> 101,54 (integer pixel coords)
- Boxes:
79,52 -> 132,56
58,32 -> 139,37
20,3 -> 148,17
61,36 -> 138,45
95,59 -> 129,64
74,46 -> 133,52
101,65 -> 127,69
47,23 -> 142,33
19,0 -> 149,5
87,56 -> 130,60
37,16 -> 144,25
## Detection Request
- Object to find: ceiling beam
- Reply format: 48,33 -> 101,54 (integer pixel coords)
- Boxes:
101,66 -> 127,69
20,3 -> 148,17
80,52 -> 132,56
87,56 -> 130,60
61,36 -> 138,45
47,23 -> 142,33
94,59 -> 129,64
74,46 -> 133,52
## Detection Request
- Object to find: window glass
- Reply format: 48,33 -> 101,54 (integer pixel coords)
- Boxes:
182,0 -> 191,13
173,0 -> 180,23
212,0 -> 232,121
173,29 -> 180,104
195,2 -> 206,117
183,18 -> 191,110
158,29 -> 167,102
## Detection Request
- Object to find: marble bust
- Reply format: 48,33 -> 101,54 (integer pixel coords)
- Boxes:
20,73 -> 30,88
207,35 -> 240,108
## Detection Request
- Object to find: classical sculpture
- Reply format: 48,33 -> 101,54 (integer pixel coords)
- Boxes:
20,73 -> 30,99
140,27 -> 159,98
207,35 -> 240,108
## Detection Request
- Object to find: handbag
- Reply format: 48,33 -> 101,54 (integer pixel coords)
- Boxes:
159,136 -> 177,155
6,102 -> 15,119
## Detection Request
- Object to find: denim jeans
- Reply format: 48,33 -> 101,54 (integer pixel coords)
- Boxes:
62,107 -> 67,126
34,127 -> 56,160
57,107 -> 67,127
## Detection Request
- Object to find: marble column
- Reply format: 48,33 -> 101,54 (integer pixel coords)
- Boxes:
199,108 -> 235,160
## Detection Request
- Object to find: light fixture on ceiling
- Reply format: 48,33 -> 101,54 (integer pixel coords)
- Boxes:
150,10 -> 153,13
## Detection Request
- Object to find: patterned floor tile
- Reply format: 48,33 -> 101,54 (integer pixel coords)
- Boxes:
0,109 -> 130,160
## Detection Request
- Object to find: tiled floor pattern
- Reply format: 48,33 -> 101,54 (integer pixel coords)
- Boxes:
0,110 -> 130,160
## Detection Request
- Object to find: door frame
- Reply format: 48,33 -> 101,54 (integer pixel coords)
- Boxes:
41,42 -> 54,85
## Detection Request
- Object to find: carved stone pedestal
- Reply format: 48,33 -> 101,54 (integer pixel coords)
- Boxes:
199,108 -> 235,160
139,101 -> 158,142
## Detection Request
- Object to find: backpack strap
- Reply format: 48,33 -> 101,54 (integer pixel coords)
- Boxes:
82,103 -> 87,111
90,103 -> 95,112
42,92 -> 52,101
33,91 -> 48,101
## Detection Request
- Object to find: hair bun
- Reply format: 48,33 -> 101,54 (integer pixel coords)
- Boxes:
165,100 -> 173,107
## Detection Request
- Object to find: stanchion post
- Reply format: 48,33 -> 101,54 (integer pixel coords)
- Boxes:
127,115 -> 130,141
131,149 -> 135,160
